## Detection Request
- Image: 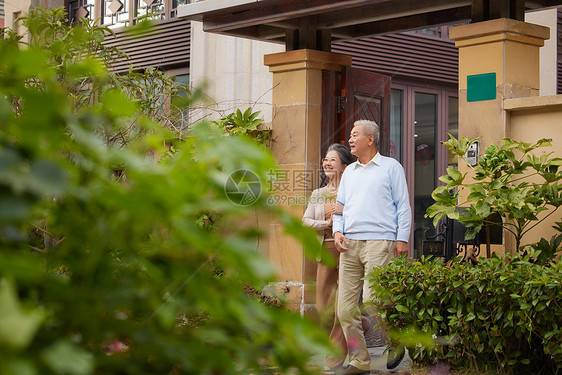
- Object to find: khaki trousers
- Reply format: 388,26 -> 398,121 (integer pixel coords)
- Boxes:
337,239 -> 395,371
316,244 -> 347,366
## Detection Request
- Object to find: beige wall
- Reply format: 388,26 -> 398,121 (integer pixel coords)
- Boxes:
450,18 -> 553,254
4,0 -> 29,37
4,0 -> 64,41
189,21 -> 284,124
5,0 -> 65,25
505,96 -> 562,247
525,8 -> 559,96
263,50 -> 351,312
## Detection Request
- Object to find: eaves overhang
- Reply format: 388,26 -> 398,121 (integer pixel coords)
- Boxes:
178,0 -> 562,47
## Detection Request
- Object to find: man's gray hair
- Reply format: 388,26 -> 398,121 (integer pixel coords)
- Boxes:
354,120 -> 380,149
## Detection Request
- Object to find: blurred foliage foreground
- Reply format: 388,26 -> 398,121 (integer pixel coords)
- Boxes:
0,9 -> 330,375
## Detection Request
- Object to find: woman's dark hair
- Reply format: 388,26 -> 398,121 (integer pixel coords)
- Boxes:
320,143 -> 354,186
326,143 -> 354,166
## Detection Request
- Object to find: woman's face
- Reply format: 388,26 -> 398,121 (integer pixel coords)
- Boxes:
322,150 -> 346,179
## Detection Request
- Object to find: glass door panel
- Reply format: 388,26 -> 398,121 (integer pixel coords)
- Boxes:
390,89 -> 403,162
448,96 -> 459,169
413,92 -> 437,257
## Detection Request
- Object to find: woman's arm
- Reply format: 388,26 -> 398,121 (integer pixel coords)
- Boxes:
302,189 -> 330,230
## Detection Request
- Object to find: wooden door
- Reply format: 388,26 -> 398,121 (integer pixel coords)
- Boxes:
343,67 -> 391,155
322,68 -> 391,156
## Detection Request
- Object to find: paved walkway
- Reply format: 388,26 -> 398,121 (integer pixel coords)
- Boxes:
365,346 -> 412,374
314,346 -> 412,374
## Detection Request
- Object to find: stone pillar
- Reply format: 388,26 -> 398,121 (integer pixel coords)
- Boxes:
263,49 -> 351,313
449,18 -> 549,254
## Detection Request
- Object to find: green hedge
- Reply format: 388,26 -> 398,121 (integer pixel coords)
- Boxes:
366,254 -> 562,373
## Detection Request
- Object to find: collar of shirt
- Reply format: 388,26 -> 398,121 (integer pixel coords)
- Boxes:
353,152 -> 382,169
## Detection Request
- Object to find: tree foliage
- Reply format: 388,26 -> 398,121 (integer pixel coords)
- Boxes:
0,9 -> 330,375
12,7 -> 191,144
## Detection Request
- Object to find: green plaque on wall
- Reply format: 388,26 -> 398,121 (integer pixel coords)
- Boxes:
467,73 -> 496,102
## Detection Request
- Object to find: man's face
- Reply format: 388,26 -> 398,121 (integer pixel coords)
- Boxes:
348,124 -> 372,157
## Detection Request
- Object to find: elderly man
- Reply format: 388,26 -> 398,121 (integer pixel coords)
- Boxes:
332,120 -> 412,374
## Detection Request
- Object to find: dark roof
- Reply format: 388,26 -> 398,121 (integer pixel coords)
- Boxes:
178,0 -> 562,46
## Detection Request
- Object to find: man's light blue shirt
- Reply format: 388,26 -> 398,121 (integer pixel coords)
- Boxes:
332,153 -> 412,242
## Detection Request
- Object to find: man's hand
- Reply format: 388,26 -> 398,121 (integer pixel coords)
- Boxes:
395,241 -> 408,257
334,231 -> 349,252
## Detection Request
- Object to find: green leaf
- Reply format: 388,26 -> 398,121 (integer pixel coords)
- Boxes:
0,196 -> 34,222
101,89 -> 138,117
447,168 -> 463,184
14,48 -> 50,78
0,279 -> 44,350
2,358 -> 38,375
27,159 -> 69,195
41,341 -> 94,375
550,157 -> 562,166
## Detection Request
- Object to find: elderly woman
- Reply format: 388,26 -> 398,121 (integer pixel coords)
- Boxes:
303,143 -> 360,368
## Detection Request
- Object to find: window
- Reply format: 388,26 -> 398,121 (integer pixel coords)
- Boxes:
413,27 -> 443,38
12,11 -> 21,37
447,96 -> 459,170
68,0 -> 96,24
409,22 -> 469,41
103,0 -> 131,27
172,73 -> 190,130
68,0 -> 191,27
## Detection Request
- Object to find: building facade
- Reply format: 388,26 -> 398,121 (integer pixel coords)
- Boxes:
0,0 -> 4,29
4,1 -> 561,261
330,9 -> 559,257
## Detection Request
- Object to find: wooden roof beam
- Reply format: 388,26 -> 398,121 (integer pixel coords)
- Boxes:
471,0 -> 524,22
525,0 -> 562,8
315,0 -> 471,30
200,0 -> 391,32
181,0 -> 562,44
333,6 -> 472,39
208,26 -> 286,44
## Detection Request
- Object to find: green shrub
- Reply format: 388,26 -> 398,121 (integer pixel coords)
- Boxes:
213,107 -> 270,146
366,255 -> 562,374
426,136 -> 562,255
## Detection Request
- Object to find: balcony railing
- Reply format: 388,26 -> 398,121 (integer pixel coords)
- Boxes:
67,0 -> 189,28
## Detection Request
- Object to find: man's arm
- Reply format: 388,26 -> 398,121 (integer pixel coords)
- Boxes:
332,212 -> 344,235
392,164 -> 412,255
332,172 -> 346,236
333,171 -> 348,252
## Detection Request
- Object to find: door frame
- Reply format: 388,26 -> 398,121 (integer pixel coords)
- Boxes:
342,67 -> 391,156
392,83 -> 459,257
